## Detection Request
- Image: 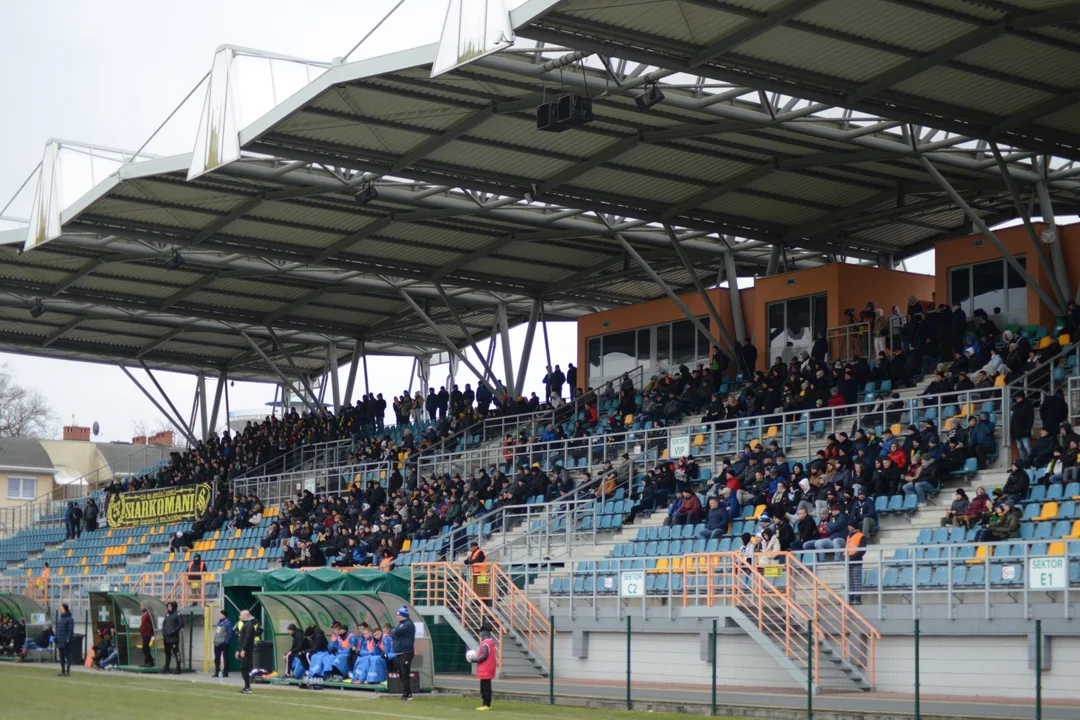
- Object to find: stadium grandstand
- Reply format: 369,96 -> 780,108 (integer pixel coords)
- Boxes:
2,0 -> 1080,717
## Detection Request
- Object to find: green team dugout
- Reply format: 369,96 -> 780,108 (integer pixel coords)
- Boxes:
87,592 -> 173,672
254,590 -> 434,690
0,593 -> 49,660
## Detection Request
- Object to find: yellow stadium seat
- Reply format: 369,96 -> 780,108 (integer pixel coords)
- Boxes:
1035,336 -> 1051,350
224,560 -> 232,570
257,547 -> 265,558
661,449 -> 669,459
1037,502 -> 1058,521
401,539 -> 411,552
655,558 -> 669,571
765,426 -> 779,439
123,575 -> 129,583
83,567 -> 89,575
967,545 -> 993,564
1048,542 -> 1066,556
57,568 -> 64,576
228,549 -> 235,559
213,531 -> 220,540
1065,520 -> 1080,539
890,423 -> 904,436
107,529 -> 113,538
184,551 -> 191,561
692,434 -> 705,447
671,558 -> 684,571
1059,334 -> 1070,346
66,548 -> 72,557
380,470 -> 387,480
245,548 -> 253,559
81,557 -> 87,566
209,540 -> 217,550
624,414 -> 634,426
752,504 -> 766,519
168,552 -> 175,561
994,375 -> 1006,387
234,529 -> 242,538
164,562 -> 171,572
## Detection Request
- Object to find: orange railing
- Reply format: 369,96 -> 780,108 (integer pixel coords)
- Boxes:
411,563 -> 506,675
489,564 -> 550,671
679,552 -> 879,688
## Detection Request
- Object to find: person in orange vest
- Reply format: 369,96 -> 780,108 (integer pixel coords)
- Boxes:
463,542 -> 486,567
845,523 -> 867,606
468,621 -> 498,711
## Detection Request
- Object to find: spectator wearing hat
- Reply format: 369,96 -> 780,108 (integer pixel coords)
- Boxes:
849,487 -> 878,537
941,489 -> 970,527
212,609 -> 233,678
283,623 -> 307,679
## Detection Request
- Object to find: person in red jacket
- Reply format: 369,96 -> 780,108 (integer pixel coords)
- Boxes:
139,605 -> 155,668
469,621 -> 498,711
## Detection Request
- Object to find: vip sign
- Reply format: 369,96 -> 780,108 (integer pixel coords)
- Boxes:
669,436 -> 691,459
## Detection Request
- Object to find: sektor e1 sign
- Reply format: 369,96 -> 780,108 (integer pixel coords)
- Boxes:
1027,556 -> 1066,591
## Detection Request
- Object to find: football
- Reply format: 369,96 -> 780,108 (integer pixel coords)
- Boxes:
465,649 -> 478,662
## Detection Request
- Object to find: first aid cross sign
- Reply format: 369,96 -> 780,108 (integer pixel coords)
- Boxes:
620,570 -> 645,597
1028,556 -> 1066,591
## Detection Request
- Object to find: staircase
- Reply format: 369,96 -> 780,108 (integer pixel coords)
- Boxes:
411,562 -> 550,679
684,552 -> 878,692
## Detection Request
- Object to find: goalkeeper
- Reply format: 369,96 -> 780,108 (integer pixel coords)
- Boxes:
467,621 -> 497,711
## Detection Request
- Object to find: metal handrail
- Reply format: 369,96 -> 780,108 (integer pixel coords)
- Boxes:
1010,337 -> 1079,397
231,459 -> 393,509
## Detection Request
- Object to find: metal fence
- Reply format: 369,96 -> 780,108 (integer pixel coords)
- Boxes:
230,459 -> 394,509
414,386 -> 1010,484
481,615 -> 1073,720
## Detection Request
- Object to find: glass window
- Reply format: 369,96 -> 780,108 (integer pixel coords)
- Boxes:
1005,257 -> 1027,327
768,302 -> 786,357
787,296 -> 812,347
972,259 -> 1007,319
656,324 -> 670,369
636,328 -> 650,366
812,294 -> 828,341
950,267 -> 971,312
587,337 -> 601,386
7,477 -> 35,500
601,330 -> 636,379
671,319 -> 696,367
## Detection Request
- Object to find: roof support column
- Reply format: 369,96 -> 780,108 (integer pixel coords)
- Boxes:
663,223 -> 737,358
990,144 -> 1067,309
433,282 -> 506,396
515,299 -> 541,397
224,371 -> 231,431
614,232 -> 718,355
766,245 -> 782,277
241,332 -> 319,413
266,326 -> 321,408
118,365 -> 197,446
496,303 -> 515,396
418,356 -> 431,412
207,369 -> 226,440
328,342 -> 341,413
722,246 -> 747,343
540,302 -> 554,401
186,378 -> 201,441
1035,178 -> 1071,304
397,290 -> 504,403
198,372 -> 209,441
407,356 -> 417,395
344,340 -> 362,406
920,157 -> 1063,316
138,360 -> 195,440
362,350 -> 370,397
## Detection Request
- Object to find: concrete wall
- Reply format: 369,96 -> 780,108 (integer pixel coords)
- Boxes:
550,628 -> 1079,700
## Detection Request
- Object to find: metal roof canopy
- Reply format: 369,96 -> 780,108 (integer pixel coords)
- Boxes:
1,0 -> 1080,387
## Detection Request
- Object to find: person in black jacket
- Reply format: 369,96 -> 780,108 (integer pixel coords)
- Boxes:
235,610 -> 256,694
161,601 -> 184,674
390,606 -> 416,700
55,603 -> 75,677
1041,388 -> 1068,438
950,302 -> 967,357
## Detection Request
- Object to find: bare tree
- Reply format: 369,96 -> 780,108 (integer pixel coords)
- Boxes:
0,366 -> 55,438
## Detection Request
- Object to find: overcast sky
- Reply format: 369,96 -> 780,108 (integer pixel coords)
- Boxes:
0,0 -> 976,447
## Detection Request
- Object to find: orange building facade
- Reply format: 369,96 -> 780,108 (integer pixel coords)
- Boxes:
575,222 -> 1080,391
576,263 -> 933,390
